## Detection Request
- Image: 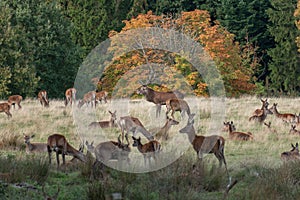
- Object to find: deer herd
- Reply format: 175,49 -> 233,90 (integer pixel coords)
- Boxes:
1,85 -> 300,181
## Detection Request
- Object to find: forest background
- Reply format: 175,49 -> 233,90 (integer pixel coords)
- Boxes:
0,0 -> 300,99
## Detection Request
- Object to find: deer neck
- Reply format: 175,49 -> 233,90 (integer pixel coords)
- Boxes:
160,122 -> 171,135
26,142 -> 34,151
185,126 -> 196,144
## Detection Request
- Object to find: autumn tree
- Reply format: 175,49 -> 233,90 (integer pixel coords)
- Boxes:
295,0 -> 300,52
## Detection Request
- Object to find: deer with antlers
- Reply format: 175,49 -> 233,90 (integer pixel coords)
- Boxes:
153,116 -> 179,141
8,95 -> 23,109
281,143 -> 300,161
78,91 -> 96,108
136,85 -> 184,117
38,90 -> 49,107
88,110 -> 118,129
179,115 -> 229,178
23,134 -> 48,153
132,136 -> 161,165
47,134 -> 86,168
64,88 -> 76,107
223,121 -> 253,141
0,102 -> 12,118
118,116 -> 154,144
165,98 -> 193,120
269,103 -> 297,124
94,91 -> 108,106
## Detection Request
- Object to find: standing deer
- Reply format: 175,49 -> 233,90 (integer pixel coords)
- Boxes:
47,134 -> 86,168
281,143 -> 300,161
95,91 -> 108,106
269,103 -> 297,123
23,134 -> 48,153
88,110 -> 118,128
78,91 -> 96,108
223,121 -> 253,141
132,136 -> 161,165
0,102 -> 12,118
153,116 -> 179,140
8,95 -> 23,109
165,98 -> 193,120
136,85 -> 184,117
38,90 -> 49,107
289,125 -> 300,135
118,116 -> 154,144
252,98 -> 269,116
249,103 -> 272,123
64,88 -> 76,106
179,116 -> 229,178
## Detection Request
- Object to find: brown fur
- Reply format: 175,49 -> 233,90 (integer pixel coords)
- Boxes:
23,134 -> 48,153
249,103 -> 272,123
289,125 -> 300,135
8,95 -> 23,109
38,90 -> 49,107
64,88 -> 76,106
154,116 -> 179,140
223,121 -> 253,141
166,98 -> 192,120
88,110 -> 117,128
281,143 -> 300,161
94,91 -> 108,106
252,98 -> 269,116
0,102 -> 12,118
78,91 -> 95,108
269,103 -> 297,123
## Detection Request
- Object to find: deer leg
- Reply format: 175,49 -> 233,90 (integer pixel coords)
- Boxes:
48,148 -> 52,164
171,110 -> 175,120
18,103 -> 21,109
55,151 -> 60,168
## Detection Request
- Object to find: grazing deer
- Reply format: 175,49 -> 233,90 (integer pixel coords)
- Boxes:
263,121 -> 278,134
94,91 -> 108,106
281,143 -> 300,161
269,103 -> 297,123
249,103 -> 272,123
8,95 -> 23,109
38,90 -> 49,107
179,116 -> 229,177
0,102 -> 12,118
23,134 -> 48,153
47,134 -> 87,168
132,136 -> 161,165
78,91 -> 96,108
136,85 -> 184,117
118,116 -> 154,144
252,98 -> 269,116
289,125 -> 300,135
64,88 -> 76,106
223,121 -> 253,141
153,116 -> 179,140
165,98 -> 193,120
88,110 -> 118,128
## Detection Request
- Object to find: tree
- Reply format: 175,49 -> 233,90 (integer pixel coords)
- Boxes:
295,0 -> 300,52
267,0 -> 300,95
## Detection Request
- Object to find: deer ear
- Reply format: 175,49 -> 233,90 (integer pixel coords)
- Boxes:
31,134 -> 35,138
108,110 -> 112,114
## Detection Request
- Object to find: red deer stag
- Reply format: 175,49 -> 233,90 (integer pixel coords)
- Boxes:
136,85 -> 184,117
132,136 -> 161,165
88,110 -> 117,128
118,116 -> 154,144
23,134 -> 48,153
289,125 -> 300,135
249,103 -> 272,123
38,90 -> 49,107
281,143 -> 300,161
153,116 -> 179,140
165,98 -> 193,120
47,134 -> 87,168
8,95 -> 23,109
223,121 -> 253,141
95,91 -> 108,106
179,116 -> 229,178
64,88 -> 76,106
78,91 -> 96,108
269,103 -> 297,124
0,102 -> 12,118
252,98 -> 269,116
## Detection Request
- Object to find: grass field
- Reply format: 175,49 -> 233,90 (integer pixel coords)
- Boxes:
0,96 -> 300,199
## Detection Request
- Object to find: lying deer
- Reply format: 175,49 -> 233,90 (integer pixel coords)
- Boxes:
0,102 -> 12,118
38,90 -> 49,107
281,143 -> 300,161
118,116 -> 154,144
95,91 -> 108,106
223,121 -> 253,141
64,88 -> 76,106
249,103 -> 272,123
23,134 -> 48,153
269,103 -> 297,124
8,95 -> 23,109
78,91 -> 96,108
136,85 -> 184,117
132,136 -> 161,165
88,110 -> 117,128
165,98 -> 193,120
47,134 -> 87,168
263,121 -> 278,134
179,116 -> 229,178
289,125 -> 300,135
153,116 -> 179,141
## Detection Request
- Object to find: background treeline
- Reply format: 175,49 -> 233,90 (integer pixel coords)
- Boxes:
0,0 -> 299,98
